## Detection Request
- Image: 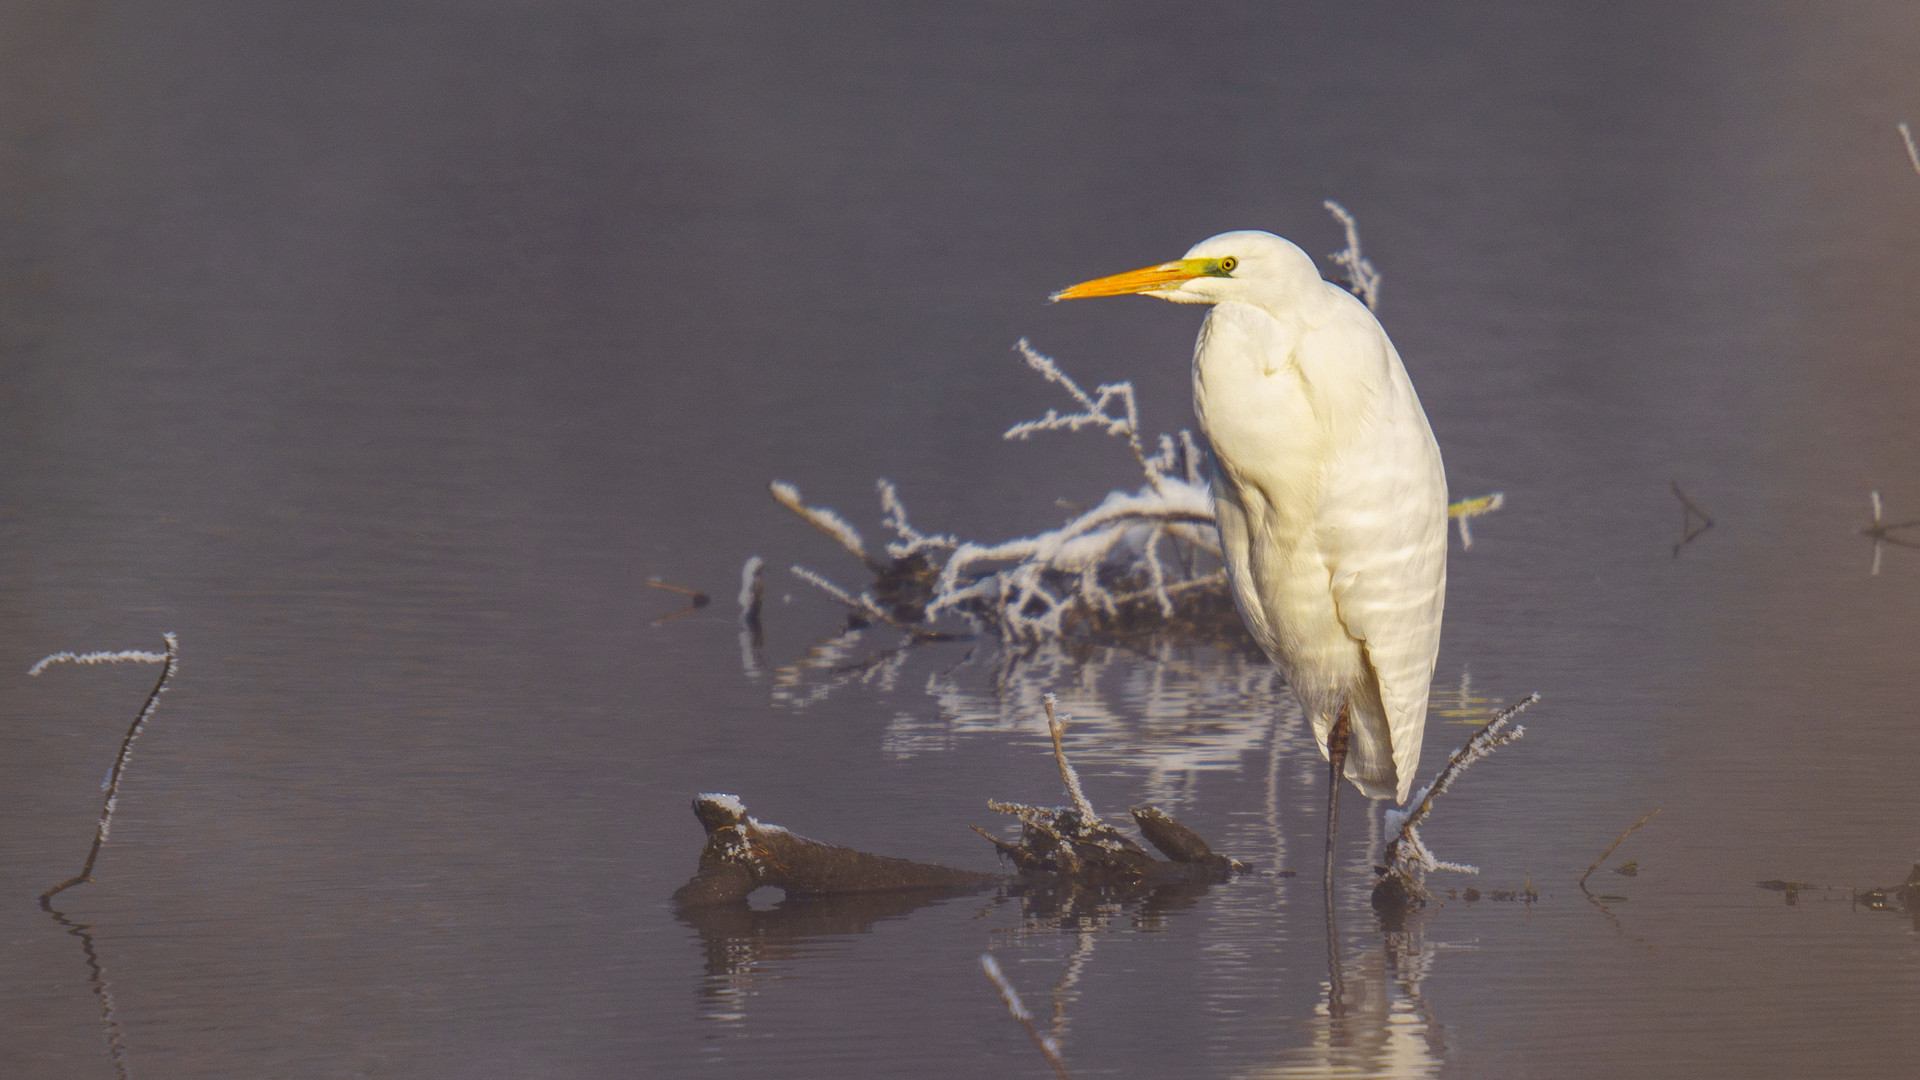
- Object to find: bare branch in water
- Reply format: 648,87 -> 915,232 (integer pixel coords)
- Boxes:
1374,693 -> 1537,912
32,632 -> 180,1080
1579,808 -> 1664,891
645,578 -> 711,626
980,954 -> 1073,1080
36,632 -> 180,899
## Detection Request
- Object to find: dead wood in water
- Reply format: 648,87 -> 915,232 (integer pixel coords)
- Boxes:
670,794 -> 998,908
974,694 -> 1251,887
674,699 -> 1250,907
1371,694 -> 1536,920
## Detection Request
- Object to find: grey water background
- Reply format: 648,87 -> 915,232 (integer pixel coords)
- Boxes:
3,2 -> 1918,1077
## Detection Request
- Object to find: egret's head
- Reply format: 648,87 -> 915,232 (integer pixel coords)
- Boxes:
1051,230 -> 1323,309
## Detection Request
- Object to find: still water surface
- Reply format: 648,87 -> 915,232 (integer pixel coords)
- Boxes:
2,3 -> 1918,1078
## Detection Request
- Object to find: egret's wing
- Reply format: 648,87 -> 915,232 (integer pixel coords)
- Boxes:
1210,478 -> 1282,662
1308,313 -> 1449,804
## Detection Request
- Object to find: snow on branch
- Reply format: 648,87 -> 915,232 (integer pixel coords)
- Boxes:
769,481 -> 877,571
771,344 -> 1234,643
28,647 -> 170,678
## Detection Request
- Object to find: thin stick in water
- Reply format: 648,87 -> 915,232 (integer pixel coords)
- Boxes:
35,632 -> 179,900
1579,807 -> 1663,890
1041,693 -> 1097,823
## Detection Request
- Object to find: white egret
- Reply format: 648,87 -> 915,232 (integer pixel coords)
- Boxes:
1053,231 -> 1447,866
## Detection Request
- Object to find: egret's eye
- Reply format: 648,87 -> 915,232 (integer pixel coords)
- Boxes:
1218,256 -> 1238,274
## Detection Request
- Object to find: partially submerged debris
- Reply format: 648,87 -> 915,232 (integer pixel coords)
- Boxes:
674,699 -> 1250,907
1853,864 -> 1920,917
671,794 -> 997,908
1753,866 -> 1919,923
646,578 -> 711,626
973,695 -> 1249,885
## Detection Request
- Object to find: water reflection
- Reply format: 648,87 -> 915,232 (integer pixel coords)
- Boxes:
1251,923 -> 1447,1080
742,629 -> 1549,1076
766,631 -> 1309,807
678,888 -> 984,1025
38,893 -> 131,1080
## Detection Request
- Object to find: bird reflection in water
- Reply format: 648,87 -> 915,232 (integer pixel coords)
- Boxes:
1251,916 -> 1448,1080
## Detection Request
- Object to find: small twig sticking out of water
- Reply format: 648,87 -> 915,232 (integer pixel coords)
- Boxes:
1899,122 -> 1920,177
1862,490 -> 1920,576
35,632 -> 179,899
738,555 -> 767,676
1375,694 -> 1537,911
32,632 -> 179,1080
1670,481 -> 1715,558
980,954 -> 1073,1080
1323,200 -> 1382,312
645,578 -> 711,626
1042,694 -> 1097,824
1579,808 -> 1664,891
1448,491 -> 1505,550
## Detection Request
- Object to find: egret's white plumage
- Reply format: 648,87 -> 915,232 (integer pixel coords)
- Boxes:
1055,230 -> 1447,805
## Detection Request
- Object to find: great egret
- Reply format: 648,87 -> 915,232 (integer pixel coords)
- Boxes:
1053,230 -> 1447,866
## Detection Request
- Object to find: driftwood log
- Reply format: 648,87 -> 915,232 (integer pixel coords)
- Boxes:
671,794 -> 998,908
673,696 -> 1251,910
671,793 -> 1250,910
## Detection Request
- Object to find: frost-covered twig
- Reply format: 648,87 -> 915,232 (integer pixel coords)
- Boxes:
788,565 -> 903,630
770,481 -> 879,571
980,954 -> 1073,1080
738,555 -> 765,629
27,647 -> 170,678
1900,122 -> 1920,177
1007,339 -> 1161,490
1042,694 -> 1097,824
1324,200 -> 1382,312
878,479 -> 957,559
36,633 -> 180,899
775,346 -> 1228,644
1376,693 -> 1537,908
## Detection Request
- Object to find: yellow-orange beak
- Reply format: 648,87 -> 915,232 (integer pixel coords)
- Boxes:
1050,257 -> 1218,302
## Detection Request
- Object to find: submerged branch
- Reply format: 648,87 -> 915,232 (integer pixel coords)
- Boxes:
1579,808 -> 1663,891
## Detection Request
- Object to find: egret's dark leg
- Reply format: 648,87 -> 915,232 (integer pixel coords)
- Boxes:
1323,701 -> 1353,1020
1324,702 -> 1352,876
